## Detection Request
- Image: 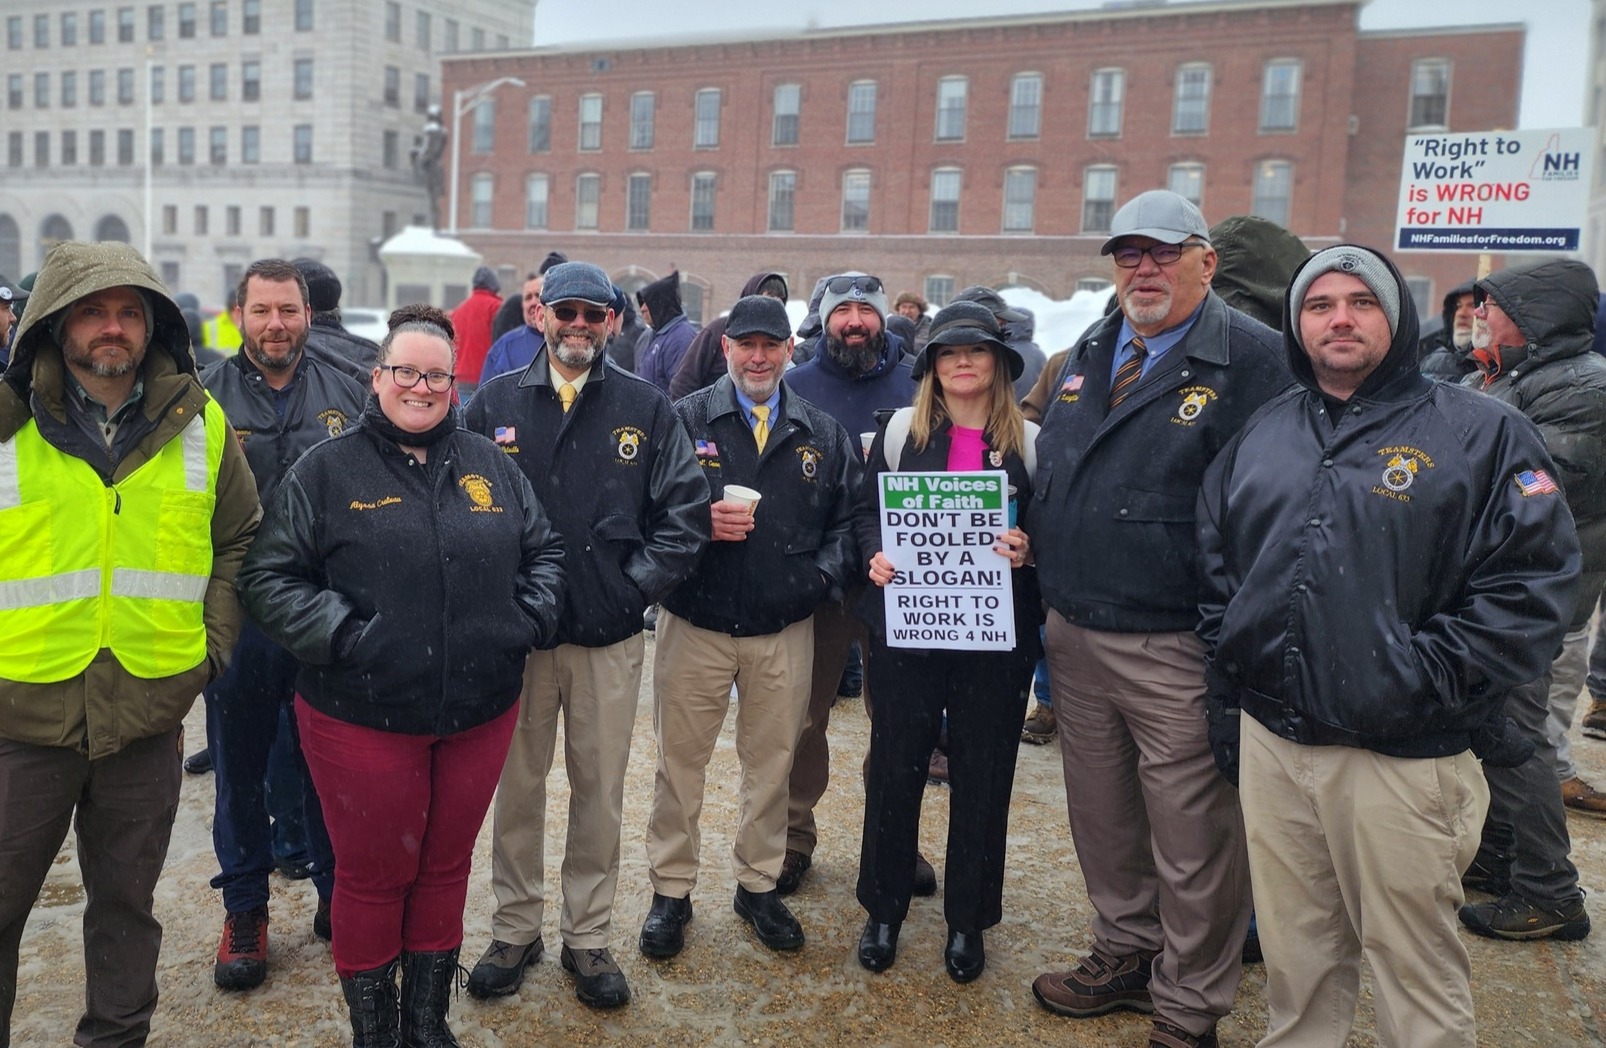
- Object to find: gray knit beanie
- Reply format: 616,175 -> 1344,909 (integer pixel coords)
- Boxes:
1287,245 -> 1400,347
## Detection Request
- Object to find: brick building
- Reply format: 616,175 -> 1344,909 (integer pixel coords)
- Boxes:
443,0 -> 1521,328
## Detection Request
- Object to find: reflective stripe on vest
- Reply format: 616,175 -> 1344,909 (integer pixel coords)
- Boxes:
0,398 -> 226,682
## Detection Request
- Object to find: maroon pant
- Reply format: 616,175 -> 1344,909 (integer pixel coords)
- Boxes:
296,699 -> 517,976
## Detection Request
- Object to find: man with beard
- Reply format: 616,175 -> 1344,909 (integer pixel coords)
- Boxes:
1027,191 -> 1290,1048
199,258 -> 366,991
781,273 -> 918,895
0,241 -> 259,1047
480,272 -> 548,383
1419,280 -> 1477,381
640,295 -> 857,962
462,261 -> 708,1009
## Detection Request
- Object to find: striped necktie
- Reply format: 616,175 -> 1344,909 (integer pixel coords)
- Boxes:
752,405 -> 770,451
1109,336 -> 1147,410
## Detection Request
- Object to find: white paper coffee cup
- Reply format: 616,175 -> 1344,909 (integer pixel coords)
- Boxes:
860,431 -> 876,456
724,484 -> 763,515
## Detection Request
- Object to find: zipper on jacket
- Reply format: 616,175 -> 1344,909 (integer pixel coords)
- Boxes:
433,451 -> 454,737
101,486 -> 117,646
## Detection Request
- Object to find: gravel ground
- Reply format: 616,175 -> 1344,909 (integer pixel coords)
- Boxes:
12,635 -> 1606,1046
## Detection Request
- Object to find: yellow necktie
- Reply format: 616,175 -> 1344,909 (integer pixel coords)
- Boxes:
559,382 -> 576,413
751,404 -> 770,452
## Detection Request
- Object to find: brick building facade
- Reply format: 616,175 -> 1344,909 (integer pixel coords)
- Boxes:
443,0 -> 1521,327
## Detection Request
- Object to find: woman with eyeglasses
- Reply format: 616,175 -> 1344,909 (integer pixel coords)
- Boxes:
238,304 -> 565,1048
853,300 -> 1043,983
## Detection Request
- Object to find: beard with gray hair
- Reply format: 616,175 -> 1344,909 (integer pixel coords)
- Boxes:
546,321 -> 607,371
824,330 -> 887,377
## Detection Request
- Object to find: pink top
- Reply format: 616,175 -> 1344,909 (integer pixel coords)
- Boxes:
947,425 -> 987,472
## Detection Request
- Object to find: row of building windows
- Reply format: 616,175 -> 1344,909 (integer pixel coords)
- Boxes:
497,57 -> 1454,156
472,159 -> 1297,235
5,125 -> 313,167
381,2 -> 506,53
158,202 -> 311,239
7,59 -> 335,108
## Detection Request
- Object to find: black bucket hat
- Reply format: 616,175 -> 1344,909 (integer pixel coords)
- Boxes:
911,300 -> 1023,381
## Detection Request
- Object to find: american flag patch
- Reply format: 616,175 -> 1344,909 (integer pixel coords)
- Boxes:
696,440 -> 719,458
1062,374 -> 1084,393
494,426 -> 516,445
1514,469 -> 1559,496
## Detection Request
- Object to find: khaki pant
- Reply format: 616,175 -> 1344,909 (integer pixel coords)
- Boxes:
1241,714 -> 1488,1048
646,611 -> 813,896
488,636 -> 645,949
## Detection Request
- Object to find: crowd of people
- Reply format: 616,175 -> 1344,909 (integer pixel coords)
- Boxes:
0,184 -> 1602,1048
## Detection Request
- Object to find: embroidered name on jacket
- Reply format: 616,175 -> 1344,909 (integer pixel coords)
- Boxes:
1372,445 -> 1435,502
460,474 -> 504,513
350,495 -> 402,511
1057,373 -> 1084,403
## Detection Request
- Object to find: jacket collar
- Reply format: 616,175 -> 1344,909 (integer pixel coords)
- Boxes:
515,345 -> 609,390
705,375 -> 812,436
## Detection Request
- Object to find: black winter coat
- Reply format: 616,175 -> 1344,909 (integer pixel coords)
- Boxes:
238,416 -> 565,735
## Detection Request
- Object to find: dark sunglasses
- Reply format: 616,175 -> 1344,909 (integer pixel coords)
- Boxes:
826,275 -> 882,296
550,304 -> 610,325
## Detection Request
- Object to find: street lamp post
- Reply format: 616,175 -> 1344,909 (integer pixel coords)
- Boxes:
447,76 -> 525,237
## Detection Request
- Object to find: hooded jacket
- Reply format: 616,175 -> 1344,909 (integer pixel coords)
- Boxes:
1419,279 -> 1477,382
636,272 -> 695,394
784,331 -> 916,440
1208,214 -> 1310,330
669,272 -> 787,400
1198,246 -> 1581,758
1006,308 -> 1047,401
1462,260 -> 1606,625
0,241 -> 261,757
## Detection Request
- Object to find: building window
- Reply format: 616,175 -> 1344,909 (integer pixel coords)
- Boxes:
178,65 -> 195,102
1259,59 -> 1301,132
179,3 -> 196,37
694,88 -> 721,148
62,71 -> 77,108
1089,68 -> 1125,137
209,125 -> 226,164
241,61 -> 259,102
1082,166 -> 1118,233
294,206 -> 310,239
767,170 -> 796,232
5,75 -> 17,111
162,205 -> 177,235
6,132 -> 20,167
630,91 -> 655,149
384,67 -> 399,107
294,58 -> 313,100
414,73 -> 429,114
1009,74 -> 1042,139
91,10 -> 107,43
195,205 -> 209,235
148,67 -> 162,104
528,96 -> 551,153
444,18 -> 458,51
626,173 -> 651,231
34,13 -> 48,47
925,276 -> 955,309
1003,167 -> 1036,233
847,80 -> 877,144
90,70 -> 106,106
62,12 -> 78,45
209,62 -> 226,101
118,68 -> 134,105
294,0 -> 313,32
690,172 -> 716,231
241,125 -> 259,163
149,127 -> 163,165
32,131 -> 47,167
773,83 -> 801,146
1409,58 -> 1451,130
929,168 -> 961,232
416,10 -> 430,51
6,17 -> 20,50
841,169 -> 871,233
259,206 -> 274,236
525,174 -> 549,229
578,93 -> 602,150
242,0 -> 259,34
62,131 -> 77,166
472,97 -> 495,153
935,77 -> 967,142
1251,160 -> 1293,226
381,129 -> 398,168
224,205 -> 240,235
90,129 -> 105,165
575,173 -> 600,230
471,27 -> 484,51
33,73 -> 47,109
1168,163 -> 1204,207
148,5 -> 164,40
209,1 -> 226,36
118,7 -> 134,42
1404,275 -> 1434,318
1173,64 -> 1211,134
384,2 -> 400,42
293,124 -> 312,163
177,126 -> 195,165
117,128 -> 134,164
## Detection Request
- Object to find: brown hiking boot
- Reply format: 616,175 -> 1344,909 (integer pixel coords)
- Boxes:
1582,700 -> 1606,740
1033,948 -> 1157,1018
1563,777 -> 1606,820
1022,703 -> 1057,744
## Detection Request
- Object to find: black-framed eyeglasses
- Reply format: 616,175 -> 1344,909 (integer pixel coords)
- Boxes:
550,304 -> 610,325
1110,241 -> 1205,269
379,364 -> 455,392
826,274 -> 882,296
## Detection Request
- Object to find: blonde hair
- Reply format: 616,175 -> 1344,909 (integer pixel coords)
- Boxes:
907,348 -> 1027,460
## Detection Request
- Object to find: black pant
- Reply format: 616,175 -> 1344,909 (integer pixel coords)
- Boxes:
0,728 -> 182,1048
858,642 -> 1033,932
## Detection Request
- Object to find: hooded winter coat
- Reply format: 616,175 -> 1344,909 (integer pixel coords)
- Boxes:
1463,260 -> 1606,626
451,286 -> 506,385
1198,247 -> 1581,757
1207,214 -> 1310,330
637,271 -> 697,393
669,271 -> 787,400
1419,279 -> 1477,382
0,241 -> 261,757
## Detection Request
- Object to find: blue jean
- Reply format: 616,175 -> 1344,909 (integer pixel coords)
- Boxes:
1032,626 -> 1052,706
266,704 -> 310,866
205,620 -> 334,911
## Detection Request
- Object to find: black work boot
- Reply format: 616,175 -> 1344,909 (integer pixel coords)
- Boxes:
399,948 -> 462,1048
339,959 -> 400,1048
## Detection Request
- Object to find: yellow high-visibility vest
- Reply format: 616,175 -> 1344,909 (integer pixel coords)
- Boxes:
203,312 -> 241,353
0,399 -> 227,682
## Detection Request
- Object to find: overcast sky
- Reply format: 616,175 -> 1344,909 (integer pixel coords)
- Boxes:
531,0 -> 1591,129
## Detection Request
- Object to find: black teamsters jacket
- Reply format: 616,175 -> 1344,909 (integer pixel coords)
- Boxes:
464,351 -> 709,648
1197,247 -> 1582,758
239,418 -> 566,736
1027,291 -> 1292,633
666,376 -> 859,636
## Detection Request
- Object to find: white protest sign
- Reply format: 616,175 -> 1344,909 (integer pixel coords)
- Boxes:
1395,127 -> 1593,253
878,470 -> 1015,651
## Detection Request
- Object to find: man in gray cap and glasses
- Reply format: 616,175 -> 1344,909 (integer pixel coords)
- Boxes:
1027,190 -> 1290,1048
